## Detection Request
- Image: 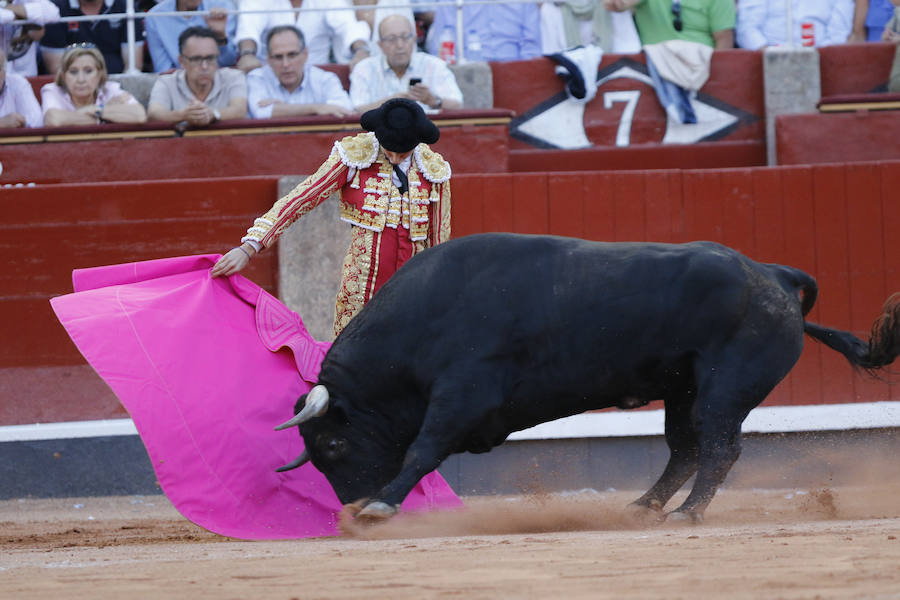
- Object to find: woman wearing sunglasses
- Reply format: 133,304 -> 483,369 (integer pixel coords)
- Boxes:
41,43 -> 147,127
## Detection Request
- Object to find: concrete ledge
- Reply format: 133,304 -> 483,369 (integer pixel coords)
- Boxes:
6,402 -> 898,443
4,427 -> 897,499
3,403 -> 898,499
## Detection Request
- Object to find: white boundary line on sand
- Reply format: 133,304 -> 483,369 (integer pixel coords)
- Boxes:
2,402 -> 899,443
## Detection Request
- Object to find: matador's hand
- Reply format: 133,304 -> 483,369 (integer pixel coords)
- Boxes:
211,246 -> 254,278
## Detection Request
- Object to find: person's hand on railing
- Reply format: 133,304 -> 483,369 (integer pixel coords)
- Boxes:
0,113 -> 27,128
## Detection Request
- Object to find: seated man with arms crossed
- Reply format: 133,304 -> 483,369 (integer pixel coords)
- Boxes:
0,48 -> 41,127
349,14 -> 462,113
148,26 -> 247,127
247,25 -> 353,119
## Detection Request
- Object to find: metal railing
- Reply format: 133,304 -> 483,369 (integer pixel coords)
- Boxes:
44,0 -> 549,74
27,0 -> 806,75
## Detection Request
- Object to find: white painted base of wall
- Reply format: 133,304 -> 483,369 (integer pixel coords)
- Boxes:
3,402 -> 898,443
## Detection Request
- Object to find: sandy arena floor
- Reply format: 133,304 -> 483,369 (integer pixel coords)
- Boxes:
2,485 -> 900,599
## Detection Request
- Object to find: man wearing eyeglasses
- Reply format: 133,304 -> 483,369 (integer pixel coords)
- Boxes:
604,0 -> 735,49
234,0 -> 371,74
147,26 -> 247,126
350,14 -> 462,113
246,24 -> 352,119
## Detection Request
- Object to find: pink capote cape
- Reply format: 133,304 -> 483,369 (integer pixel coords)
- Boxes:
50,255 -> 461,540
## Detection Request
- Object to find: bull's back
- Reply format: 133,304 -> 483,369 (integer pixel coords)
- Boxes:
355,234 -> 762,364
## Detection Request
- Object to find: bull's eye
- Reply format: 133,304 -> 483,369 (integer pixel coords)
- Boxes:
323,437 -> 348,461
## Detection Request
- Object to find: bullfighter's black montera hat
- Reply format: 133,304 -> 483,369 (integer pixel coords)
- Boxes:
360,98 -> 440,153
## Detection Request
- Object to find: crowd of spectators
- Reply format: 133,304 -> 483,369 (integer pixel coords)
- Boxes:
1,0 -> 899,128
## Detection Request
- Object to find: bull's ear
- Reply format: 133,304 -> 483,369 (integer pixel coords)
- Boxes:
329,401 -> 349,425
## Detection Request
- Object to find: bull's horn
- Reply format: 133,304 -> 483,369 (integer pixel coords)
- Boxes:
274,385 -> 329,430
275,449 -> 310,472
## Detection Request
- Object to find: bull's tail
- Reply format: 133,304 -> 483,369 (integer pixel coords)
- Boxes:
773,264 -> 818,316
804,293 -> 900,372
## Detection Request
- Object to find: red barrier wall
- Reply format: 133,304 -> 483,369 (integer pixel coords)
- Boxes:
509,140 -> 767,172
0,111 -> 511,184
1,176 -> 280,368
3,161 -> 899,425
819,42 -> 896,97
775,111 -> 900,165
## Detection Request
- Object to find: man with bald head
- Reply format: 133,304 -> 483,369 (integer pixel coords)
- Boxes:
349,14 -> 462,113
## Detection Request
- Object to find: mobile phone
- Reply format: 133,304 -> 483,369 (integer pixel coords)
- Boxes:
409,77 -> 422,87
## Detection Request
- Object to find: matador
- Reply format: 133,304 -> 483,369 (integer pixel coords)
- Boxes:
211,98 -> 451,336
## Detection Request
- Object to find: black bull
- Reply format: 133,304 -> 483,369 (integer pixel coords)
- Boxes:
275,233 -> 900,523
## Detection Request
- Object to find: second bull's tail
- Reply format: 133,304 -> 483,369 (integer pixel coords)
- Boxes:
804,293 -> 900,372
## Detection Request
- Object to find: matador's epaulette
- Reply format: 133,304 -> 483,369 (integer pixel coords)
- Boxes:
335,132 -> 379,169
414,144 -> 451,184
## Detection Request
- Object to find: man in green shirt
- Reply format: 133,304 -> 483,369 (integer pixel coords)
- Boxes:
604,0 -> 735,49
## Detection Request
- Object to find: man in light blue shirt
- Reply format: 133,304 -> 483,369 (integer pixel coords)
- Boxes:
425,2 -> 541,62
146,0 -> 238,72
247,25 -> 353,119
736,0 -> 854,49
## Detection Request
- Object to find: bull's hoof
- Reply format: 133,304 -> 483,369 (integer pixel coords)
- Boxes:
356,501 -> 398,524
625,501 -> 666,524
665,510 -> 703,525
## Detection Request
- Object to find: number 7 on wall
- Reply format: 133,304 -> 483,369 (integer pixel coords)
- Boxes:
603,90 -> 641,147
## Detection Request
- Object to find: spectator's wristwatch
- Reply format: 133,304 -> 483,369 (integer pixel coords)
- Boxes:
212,109 -> 221,123
433,96 -> 443,110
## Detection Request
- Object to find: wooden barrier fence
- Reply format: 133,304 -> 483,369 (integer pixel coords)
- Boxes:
2,161 -> 899,425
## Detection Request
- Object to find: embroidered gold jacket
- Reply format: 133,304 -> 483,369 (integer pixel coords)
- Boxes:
241,132 -> 452,249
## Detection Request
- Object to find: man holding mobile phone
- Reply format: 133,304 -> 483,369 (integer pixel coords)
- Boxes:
350,14 -> 462,113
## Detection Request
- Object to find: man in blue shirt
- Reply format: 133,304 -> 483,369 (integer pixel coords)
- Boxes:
424,2 -> 541,62
145,0 -> 238,72
42,0 -> 145,74
246,25 -> 353,119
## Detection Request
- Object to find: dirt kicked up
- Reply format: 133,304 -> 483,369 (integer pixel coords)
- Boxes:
2,485 -> 900,600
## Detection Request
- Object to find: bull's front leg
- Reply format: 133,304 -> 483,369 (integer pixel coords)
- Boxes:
356,435 -> 453,522
357,380 -> 499,522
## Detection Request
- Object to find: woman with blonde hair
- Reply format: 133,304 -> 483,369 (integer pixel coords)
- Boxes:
41,43 -> 147,127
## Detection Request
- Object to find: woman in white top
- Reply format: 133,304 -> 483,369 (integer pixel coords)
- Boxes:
41,44 -> 147,127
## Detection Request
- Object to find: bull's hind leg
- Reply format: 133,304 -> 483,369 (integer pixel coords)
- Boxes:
668,351 -> 794,523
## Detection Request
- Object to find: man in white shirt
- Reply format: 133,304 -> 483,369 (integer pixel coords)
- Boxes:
737,0 -> 855,49
235,0 -> 371,73
0,48 -> 42,127
349,14 -> 462,113
247,25 -> 353,119
0,0 -> 59,76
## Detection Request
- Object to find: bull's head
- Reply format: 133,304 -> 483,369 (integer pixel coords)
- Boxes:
274,385 -> 405,509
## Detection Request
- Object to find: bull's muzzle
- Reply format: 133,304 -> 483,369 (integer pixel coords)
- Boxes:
274,385 -> 330,430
